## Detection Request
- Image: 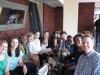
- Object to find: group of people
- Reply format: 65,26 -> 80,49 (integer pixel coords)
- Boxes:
59,31 -> 100,75
0,30 -> 100,75
0,31 -> 53,75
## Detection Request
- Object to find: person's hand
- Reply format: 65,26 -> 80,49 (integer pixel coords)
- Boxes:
67,65 -> 76,70
62,49 -> 70,55
39,51 -> 43,54
23,65 -> 27,75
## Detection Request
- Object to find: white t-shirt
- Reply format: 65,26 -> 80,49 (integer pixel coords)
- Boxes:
41,43 -> 51,53
27,41 -> 41,54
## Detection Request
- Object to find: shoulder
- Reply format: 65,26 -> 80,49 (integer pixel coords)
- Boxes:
77,54 -> 85,61
91,51 -> 100,60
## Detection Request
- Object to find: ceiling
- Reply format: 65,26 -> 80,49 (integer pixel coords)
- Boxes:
31,0 -> 100,7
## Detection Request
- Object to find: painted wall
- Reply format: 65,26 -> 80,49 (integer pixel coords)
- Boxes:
54,7 -> 63,31
43,2 -> 94,36
43,4 -> 54,36
63,0 -> 78,36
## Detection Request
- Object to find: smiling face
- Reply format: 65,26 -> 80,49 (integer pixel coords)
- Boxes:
11,38 -> 19,49
2,42 -> 8,53
21,36 -> 27,44
74,36 -> 82,47
34,32 -> 40,39
43,32 -> 49,39
0,44 -> 4,53
61,34 -> 67,41
0,40 -> 8,54
27,35 -> 34,42
82,36 -> 94,54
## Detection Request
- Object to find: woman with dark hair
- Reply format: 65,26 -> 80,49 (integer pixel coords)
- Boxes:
40,31 -> 53,55
5,37 -> 27,75
32,31 -> 48,66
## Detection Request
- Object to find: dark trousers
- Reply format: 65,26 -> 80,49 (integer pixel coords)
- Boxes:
38,53 -> 48,66
10,66 -> 24,75
10,62 -> 37,75
25,62 -> 37,75
63,69 -> 75,75
96,31 -> 100,45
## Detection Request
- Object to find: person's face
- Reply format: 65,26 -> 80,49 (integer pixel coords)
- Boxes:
82,37 -> 94,52
11,39 -> 18,49
27,35 -> 34,42
2,42 -> 8,53
34,32 -> 40,39
22,36 -> 27,44
0,44 -> 4,53
44,32 -> 49,39
67,37 -> 73,45
61,34 -> 67,41
74,36 -> 82,47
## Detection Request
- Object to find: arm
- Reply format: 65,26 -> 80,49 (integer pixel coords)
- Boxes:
4,57 -> 10,75
19,58 -> 27,75
68,65 -> 77,70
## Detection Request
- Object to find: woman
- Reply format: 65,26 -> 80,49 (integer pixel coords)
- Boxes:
5,37 -> 27,75
28,31 -> 48,66
19,34 -> 37,74
40,31 -> 53,55
0,40 -> 10,75
34,31 -> 49,66
27,32 -> 40,67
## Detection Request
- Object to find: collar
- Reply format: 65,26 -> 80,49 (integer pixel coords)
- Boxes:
84,50 -> 95,58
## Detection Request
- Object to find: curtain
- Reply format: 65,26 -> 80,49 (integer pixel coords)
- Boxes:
29,2 -> 43,38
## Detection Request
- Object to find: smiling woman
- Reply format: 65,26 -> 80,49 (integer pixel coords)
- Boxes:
0,0 -> 28,31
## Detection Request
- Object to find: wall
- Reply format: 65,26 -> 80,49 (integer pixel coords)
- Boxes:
43,4 -> 54,36
63,0 -> 78,36
43,4 -> 63,36
95,2 -> 100,6
0,0 -> 29,42
54,7 -> 63,31
78,3 -> 94,33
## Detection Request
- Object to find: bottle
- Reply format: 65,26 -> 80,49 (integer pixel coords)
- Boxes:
57,47 -> 61,57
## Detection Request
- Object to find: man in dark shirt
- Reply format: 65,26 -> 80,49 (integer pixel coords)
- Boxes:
95,16 -> 100,45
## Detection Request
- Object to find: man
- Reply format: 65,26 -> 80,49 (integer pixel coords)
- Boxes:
74,35 -> 100,75
60,31 -> 71,59
95,16 -> 100,45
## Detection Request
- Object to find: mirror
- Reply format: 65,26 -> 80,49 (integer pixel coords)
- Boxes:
0,0 -> 28,31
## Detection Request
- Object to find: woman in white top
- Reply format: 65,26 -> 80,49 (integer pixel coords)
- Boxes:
27,32 -> 40,67
33,31 -> 48,66
40,31 -> 53,55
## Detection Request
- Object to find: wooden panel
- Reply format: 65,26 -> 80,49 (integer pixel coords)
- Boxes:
78,3 -> 94,33
43,3 -> 54,36
0,0 -> 29,42
54,7 -> 63,31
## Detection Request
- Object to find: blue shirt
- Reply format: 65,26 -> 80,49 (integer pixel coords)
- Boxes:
5,51 -> 24,70
61,40 -> 71,51
74,50 -> 100,75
